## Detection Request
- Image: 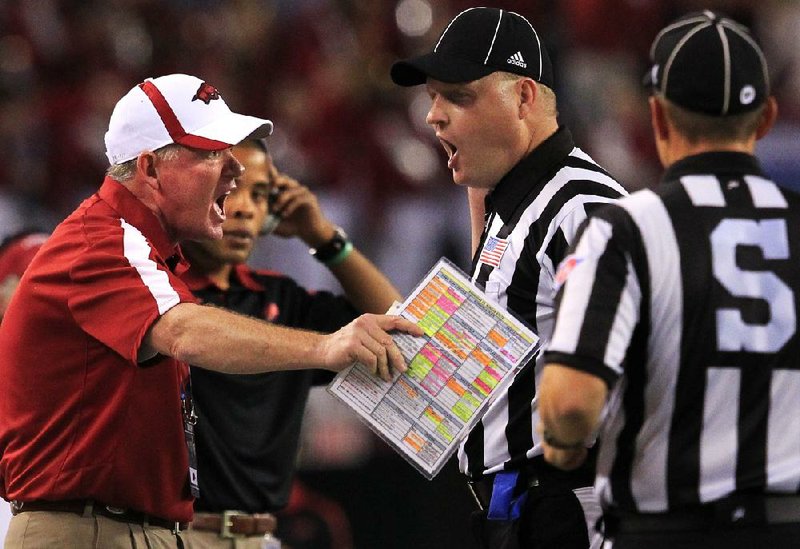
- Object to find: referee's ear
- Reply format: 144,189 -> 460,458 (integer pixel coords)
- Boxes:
649,96 -> 670,142
648,96 -> 672,167
755,96 -> 778,141
518,77 -> 537,119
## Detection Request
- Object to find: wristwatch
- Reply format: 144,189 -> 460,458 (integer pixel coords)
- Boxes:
542,430 -> 586,451
309,226 -> 351,264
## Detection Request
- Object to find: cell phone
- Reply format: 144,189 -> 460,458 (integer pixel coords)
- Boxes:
260,187 -> 283,235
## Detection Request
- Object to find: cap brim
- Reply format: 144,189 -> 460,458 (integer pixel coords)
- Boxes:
190,112 -> 274,150
391,53 -> 495,86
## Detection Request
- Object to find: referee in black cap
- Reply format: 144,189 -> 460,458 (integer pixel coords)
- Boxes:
539,10 -> 799,548
392,7 -> 627,549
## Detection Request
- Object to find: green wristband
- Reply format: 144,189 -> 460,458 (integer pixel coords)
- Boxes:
324,240 -> 353,267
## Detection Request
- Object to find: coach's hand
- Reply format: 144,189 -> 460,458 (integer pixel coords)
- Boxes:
320,314 -> 423,381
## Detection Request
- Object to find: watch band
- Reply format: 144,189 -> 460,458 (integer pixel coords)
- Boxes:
309,227 -> 351,265
542,430 -> 586,451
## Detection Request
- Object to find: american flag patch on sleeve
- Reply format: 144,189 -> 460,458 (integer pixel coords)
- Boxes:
479,236 -> 509,267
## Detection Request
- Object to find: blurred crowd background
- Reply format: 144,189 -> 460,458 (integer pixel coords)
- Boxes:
1,0 -> 798,547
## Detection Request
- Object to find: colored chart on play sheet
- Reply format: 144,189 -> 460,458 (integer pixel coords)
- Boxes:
328,258 -> 539,480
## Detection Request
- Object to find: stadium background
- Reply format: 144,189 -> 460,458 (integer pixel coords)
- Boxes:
0,0 -> 797,547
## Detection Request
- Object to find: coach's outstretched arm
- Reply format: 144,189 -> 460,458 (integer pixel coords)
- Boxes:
145,302 -> 422,381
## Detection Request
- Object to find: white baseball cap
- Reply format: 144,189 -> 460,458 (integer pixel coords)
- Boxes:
104,73 -> 274,165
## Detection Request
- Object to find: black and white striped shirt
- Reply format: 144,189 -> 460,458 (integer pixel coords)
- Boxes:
458,127 -> 626,477
545,152 -> 800,512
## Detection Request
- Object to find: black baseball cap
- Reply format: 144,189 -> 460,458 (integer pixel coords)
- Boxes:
643,10 -> 769,116
391,7 -> 553,88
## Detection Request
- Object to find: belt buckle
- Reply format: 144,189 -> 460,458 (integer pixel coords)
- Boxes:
221,510 -> 244,538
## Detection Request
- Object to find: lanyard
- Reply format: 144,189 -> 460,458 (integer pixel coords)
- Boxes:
181,374 -> 200,498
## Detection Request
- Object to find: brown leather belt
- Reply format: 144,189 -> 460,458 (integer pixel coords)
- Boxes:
190,511 -> 277,538
10,499 -> 186,533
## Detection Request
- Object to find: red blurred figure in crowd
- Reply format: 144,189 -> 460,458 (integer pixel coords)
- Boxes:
0,231 -> 48,323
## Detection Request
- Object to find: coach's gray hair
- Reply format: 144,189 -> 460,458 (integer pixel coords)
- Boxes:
106,144 -> 182,182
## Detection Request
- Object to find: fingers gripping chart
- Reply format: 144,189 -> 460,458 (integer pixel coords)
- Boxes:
329,258 -> 538,479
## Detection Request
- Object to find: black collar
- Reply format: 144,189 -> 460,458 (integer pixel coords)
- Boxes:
662,151 -> 764,182
486,127 -> 575,220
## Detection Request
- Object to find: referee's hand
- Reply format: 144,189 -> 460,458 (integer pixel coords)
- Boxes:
320,314 -> 423,381
542,442 -> 588,471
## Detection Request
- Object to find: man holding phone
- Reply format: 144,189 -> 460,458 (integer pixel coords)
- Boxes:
180,138 -> 400,548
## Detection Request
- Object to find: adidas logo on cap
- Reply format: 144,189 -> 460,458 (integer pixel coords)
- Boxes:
390,8 -> 553,88
507,51 -> 527,68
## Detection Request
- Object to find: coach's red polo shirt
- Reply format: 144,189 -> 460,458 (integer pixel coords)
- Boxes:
0,178 -> 199,522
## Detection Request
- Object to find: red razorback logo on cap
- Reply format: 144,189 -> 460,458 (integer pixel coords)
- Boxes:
192,82 -> 220,104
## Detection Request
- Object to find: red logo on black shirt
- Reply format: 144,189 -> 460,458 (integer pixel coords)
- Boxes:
192,82 -> 220,104
264,302 -> 280,322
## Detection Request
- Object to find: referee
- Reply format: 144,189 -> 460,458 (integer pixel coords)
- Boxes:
538,11 -> 800,548
391,7 -> 626,548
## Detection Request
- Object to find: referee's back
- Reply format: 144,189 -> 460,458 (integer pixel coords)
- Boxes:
583,156 -> 800,512
540,10 -> 800,548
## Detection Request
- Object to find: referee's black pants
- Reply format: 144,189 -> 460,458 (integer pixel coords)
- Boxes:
609,523 -> 800,548
470,481 -> 589,549
468,454 -> 596,549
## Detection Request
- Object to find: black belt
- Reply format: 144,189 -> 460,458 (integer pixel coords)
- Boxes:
467,475 -> 499,510
190,511 -> 277,538
11,499 -> 186,533
607,495 -> 800,534
467,455 -> 595,511
468,475 -> 539,512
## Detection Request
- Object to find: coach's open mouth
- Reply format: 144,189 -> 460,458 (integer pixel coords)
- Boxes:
213,191 -> 229,218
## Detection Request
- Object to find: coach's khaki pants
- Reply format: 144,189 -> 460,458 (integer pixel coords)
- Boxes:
4,510 -> 182,548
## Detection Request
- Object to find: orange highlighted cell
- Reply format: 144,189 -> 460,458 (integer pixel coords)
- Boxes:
471,348 -> 492,366
487,329 -> 508,347
404,431 -> 425,452
424,406 -> 442,424
447,378 -> 466,396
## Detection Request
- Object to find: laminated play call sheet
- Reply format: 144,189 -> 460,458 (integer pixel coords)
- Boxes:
328,258 -> 539,479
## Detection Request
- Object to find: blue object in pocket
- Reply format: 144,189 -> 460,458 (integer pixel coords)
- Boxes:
488,471 -> 528,520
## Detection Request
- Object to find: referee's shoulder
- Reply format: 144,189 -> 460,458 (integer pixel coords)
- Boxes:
562,150 -> 627,197
595,187 -> 663,225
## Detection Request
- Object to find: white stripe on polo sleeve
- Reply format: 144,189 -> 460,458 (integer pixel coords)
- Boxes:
121,219 -> 180,315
